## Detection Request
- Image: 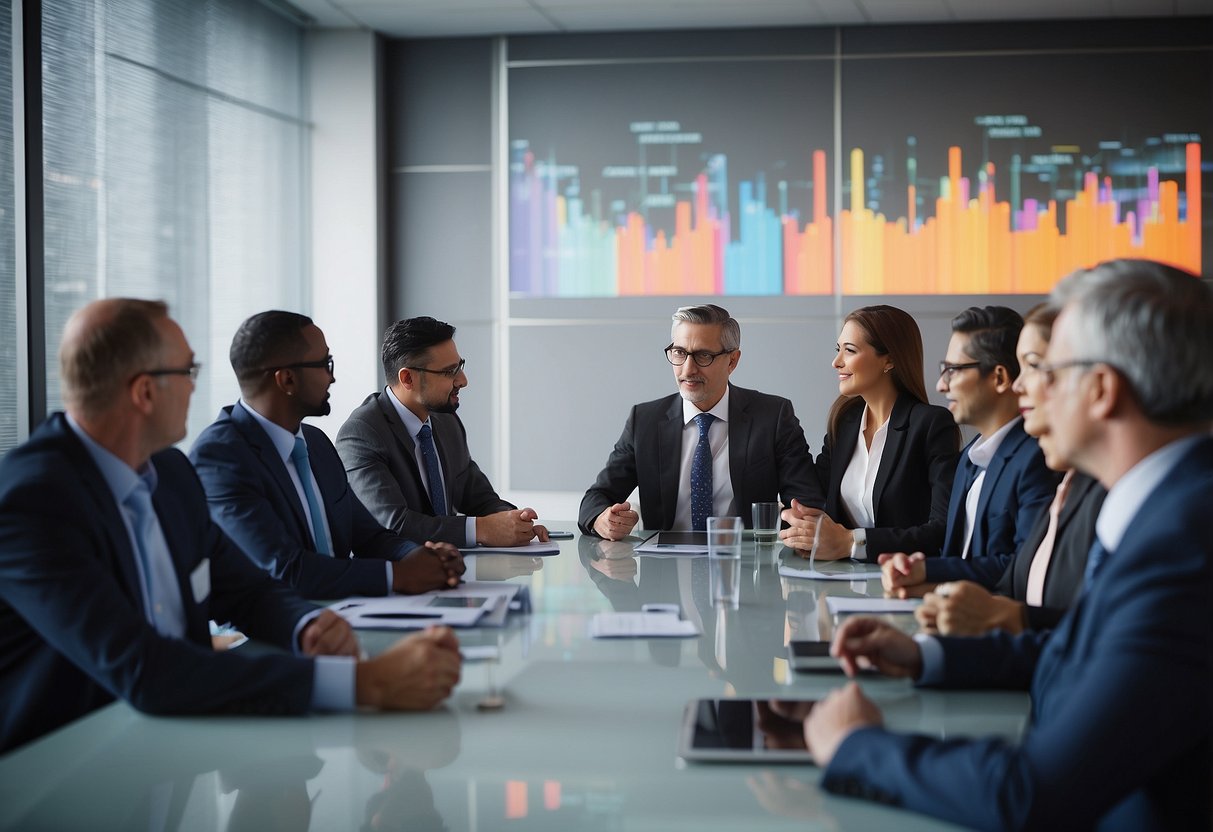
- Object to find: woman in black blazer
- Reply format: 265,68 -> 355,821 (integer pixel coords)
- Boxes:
781,305 -> 959,561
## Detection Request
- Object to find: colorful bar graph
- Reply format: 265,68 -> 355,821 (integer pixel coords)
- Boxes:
509,139 -> 1203,297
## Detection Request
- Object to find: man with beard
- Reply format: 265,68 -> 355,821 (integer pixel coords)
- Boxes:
336,316 -> 547,548
191,311 -> 465,599
579,304 -> 823,539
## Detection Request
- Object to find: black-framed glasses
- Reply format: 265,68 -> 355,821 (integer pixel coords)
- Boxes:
665,344 -> 733,367
1036,359 -> 1102,387
938,361 -> 982,382
406,358 -> 466,379
140,362 -> 202,382
255,355 -> 335,376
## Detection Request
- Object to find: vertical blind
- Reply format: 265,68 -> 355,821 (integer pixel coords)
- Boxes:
41,0 -> 307,447
0,0 -> 14,457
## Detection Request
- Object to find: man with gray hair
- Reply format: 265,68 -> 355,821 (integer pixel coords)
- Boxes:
579,303 -> 822,538
791,259 -> 1212,829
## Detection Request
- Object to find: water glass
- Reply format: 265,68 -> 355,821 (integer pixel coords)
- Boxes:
707,516 -> 743,608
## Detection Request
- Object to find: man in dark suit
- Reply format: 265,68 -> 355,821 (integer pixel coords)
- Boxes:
882,306 -> 1058,590
190,311 -> 465,600
794,259 -> 1212,829
578,304 -> 822,538
0,299 -> 461,752
336,316 -> 547,548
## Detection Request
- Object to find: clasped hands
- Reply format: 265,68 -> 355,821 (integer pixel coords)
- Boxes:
476,507 -> 550,546
778,499 -> 853,560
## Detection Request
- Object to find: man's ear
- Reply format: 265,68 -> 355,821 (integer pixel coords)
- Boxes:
727,348 -> 741,373
1088,365 -> 1122,420
273,367 -> 297,396
397,366 -> 416,390
129,374 -> 156,416
991,364 -> 1015,394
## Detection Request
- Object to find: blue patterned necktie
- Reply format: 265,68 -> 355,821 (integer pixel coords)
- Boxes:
417,423 -> 448,516
1081,537 -> 1110,593
690,413 -> 716,531
123,484 -> 185,637
290,436 -> 331,555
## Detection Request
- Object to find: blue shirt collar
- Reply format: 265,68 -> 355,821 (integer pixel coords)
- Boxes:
386,385 -> 429,440
64,413 -> 158,505
238,399 -> 304,465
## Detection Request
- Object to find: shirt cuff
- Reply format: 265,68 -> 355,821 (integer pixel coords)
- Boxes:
292,608 -> 323,652
913,633 -> 945,685
850,529 -> 868,561
310,656 -> 356,711
465,515 -> 477,547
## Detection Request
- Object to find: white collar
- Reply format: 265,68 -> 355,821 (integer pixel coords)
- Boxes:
967,415 -> 1021,470
682,385 -> 730,427
1095,434 -> 1205,552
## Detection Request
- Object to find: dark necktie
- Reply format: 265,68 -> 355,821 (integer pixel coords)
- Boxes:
1081,537 -> 1109,592
290,436 -> 331,555
417,423 -> 448,516
945,456 -> 981,556
690,413 -> 716,531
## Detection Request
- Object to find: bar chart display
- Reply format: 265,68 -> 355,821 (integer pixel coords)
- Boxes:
508,48 -> 1209,297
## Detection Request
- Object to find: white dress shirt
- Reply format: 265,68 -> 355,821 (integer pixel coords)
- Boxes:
840,404 -> 889,531
672,387 -> 737,530
960,416 -> 1021,559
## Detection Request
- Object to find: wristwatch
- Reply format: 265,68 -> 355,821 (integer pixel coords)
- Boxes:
850,528 -> 868,561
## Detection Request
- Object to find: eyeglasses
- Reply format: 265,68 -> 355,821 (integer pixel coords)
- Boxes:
406,358 -> 466,379
938,361 -> 981,382
255,355 -> 335,376
140,362 -> 202,382
1036,359 -> 1102,387
665,344 -> 733,367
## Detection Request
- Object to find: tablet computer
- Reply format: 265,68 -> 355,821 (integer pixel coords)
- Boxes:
787,640 -> 843,673
677,699 -> 816,763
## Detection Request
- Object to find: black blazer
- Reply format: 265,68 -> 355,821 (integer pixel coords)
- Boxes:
817,394 -> 960,558
0,414 -> 317,752
578,384 -> 823,535
993,472 -> 1106,630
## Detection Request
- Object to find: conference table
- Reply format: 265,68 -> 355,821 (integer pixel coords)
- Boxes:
0,527 -> 1029,831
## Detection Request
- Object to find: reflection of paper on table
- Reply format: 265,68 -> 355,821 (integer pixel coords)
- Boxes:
825,597 -> 922,615
459,539 -> 561,555
332,581 -> 521,629
779,563 -> 883,581
589,612 -> 700,638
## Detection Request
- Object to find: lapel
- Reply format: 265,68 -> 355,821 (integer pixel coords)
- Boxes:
829,403 -> 862,498
941,436 -> 978,557
972,420 -> 1028,543
229,405 -> 311,539
727,385 -> 752,502
375,392 -> 437,513
658,395 -> 683,527
871,394 -> 913,516
54,417 -> 147,613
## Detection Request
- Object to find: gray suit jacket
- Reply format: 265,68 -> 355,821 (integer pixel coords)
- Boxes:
578,384 -> 823,535
336,391 -> 514,547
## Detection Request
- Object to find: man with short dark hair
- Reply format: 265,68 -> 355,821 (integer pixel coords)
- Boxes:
882,305 -> 1058,591
579,303 -> 822,539
0,300 -> 462,752
190,311 -> 465,599
799,259 -> 1213,829
336,316 -> 546,548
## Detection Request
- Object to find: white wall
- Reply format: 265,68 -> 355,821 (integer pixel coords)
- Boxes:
307,29 -> 384,440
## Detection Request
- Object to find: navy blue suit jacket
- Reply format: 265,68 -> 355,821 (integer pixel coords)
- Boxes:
191,404 -> 417,599
817,394 -> 959,557
927,419 -> 1059,587
0,414 -> 317,752
822,436 -> 1213,830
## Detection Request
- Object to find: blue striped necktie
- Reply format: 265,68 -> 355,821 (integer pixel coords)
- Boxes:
690,413 -> 716,531
123,484 -> 186,636
290,436 -> 331,555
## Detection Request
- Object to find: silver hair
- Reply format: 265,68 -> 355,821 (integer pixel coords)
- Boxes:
1050,258 -> 1213,425
671,304 -> 741,351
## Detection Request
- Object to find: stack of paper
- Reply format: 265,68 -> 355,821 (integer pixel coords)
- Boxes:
824,596 -> 922,615
589,611 -> 700,638
333,581 -> 522,630
458,539 -> 561,556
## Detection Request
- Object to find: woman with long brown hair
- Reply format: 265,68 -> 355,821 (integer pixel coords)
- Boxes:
780,305 -> 959,560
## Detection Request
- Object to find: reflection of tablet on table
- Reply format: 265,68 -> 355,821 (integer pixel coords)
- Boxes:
677,699 -> 816,763
427,596 -> 489,609
635,531 -> 709,555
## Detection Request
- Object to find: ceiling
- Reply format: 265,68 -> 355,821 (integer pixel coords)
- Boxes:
287,0 -> 1209,38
